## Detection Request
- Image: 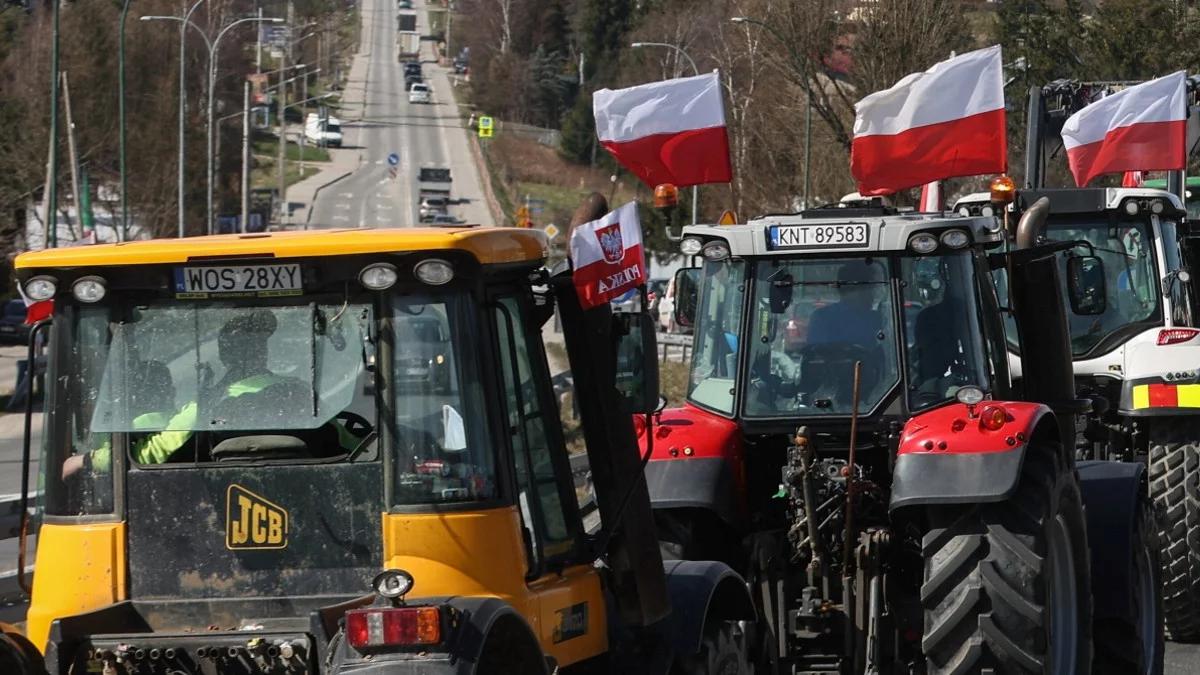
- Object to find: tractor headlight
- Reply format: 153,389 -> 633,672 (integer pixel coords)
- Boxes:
701,240 -> 730,262
414,259 -> 454,285
908,233 -> 938,255
940,229 -> 970,249
372,569 -> 415,599
680,237 -> 703,256
359,263 -> 399,290
24,276 -> 57,301
71,276 -> 107,303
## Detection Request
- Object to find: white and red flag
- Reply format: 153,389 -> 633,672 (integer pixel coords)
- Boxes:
593,72 -> 732,188
918,181 -> 942,212
850,46 -> 1006,196
1061,72 -> 1187,187
569,201 -> 647,310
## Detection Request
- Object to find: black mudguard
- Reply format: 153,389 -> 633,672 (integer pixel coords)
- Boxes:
889,447 -> 1026,511
660,560 -> 755,656
331,596 -> 547,675
1077,460 -> 1147,621
646,457 -> 740,525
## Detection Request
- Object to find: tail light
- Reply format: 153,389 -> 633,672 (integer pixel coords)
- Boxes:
979,405 -> 1008,431
346,607 -> 441,650
1158,328 -> 1200,345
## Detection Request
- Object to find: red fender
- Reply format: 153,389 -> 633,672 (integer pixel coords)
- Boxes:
897,400 -> 1053,456
890,400 -> 1056,511
636,404 -> 747,523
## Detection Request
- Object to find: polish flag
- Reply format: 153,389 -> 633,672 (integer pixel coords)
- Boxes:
1062,72 -> 1187,187
1122,171 -> 1145,188
569,201 -> 647,310
851,46 -> 1006,196
918,181 -> 942,212
593,72 -> 732,188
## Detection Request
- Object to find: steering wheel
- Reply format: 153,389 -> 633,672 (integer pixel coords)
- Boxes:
798,342 -> 872,367
335,410 -> 374,438
797,342 -> 876,397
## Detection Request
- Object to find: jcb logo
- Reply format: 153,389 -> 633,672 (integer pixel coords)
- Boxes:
226,485 -> 288,550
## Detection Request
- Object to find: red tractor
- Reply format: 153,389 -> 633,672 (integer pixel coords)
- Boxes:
644,196 -> 1163,673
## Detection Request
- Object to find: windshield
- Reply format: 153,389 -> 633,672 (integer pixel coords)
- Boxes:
900,254 -> 991,409
743,258 -> 899,417
45,289 -> 495,516
1043,218 -> 1160,355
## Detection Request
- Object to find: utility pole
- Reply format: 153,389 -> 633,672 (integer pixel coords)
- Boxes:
45,0 -> 61,248
445,3 -> 452,59
62,72 -> 83,242
118,0 -> 132,241
242,80 -> 251,233
276,51 -> 287,227
255,7 -> 263,74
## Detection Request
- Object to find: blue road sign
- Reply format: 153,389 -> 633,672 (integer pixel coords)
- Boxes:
387,152 -> 400,167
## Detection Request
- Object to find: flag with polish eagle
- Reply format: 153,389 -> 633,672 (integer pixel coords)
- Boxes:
850,46 -> 1007,196
569,201 -> 647,310
593,72 -> 733,188
1061,72 -> 1187,188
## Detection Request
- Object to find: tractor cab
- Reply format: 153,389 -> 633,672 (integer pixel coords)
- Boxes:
672,207 -> 1012,443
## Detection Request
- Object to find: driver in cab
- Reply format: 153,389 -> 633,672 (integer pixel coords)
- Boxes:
63,310 -> 359,477
807,262 -> 884,346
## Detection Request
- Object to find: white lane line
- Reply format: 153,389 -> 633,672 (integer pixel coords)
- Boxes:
332,215 -> 349,222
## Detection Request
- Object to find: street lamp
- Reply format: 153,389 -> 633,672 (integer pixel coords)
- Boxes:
207,17 -> 284,234
143,14 -> 282,235
731,15 -> 814,209
631,41 -> 700,225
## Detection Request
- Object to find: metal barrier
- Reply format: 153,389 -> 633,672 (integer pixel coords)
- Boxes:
0,493 -> 36,542
658,332 -> 693,363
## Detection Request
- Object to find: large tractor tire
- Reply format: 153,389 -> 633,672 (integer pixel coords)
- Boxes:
0,625 -> 43,675
1148,423 -> 1200,642
1093,491 -> 1163,675
920,445 -> 1092,674
674,621 -> 752,675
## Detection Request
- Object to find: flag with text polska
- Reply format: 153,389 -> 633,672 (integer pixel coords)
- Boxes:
569,201 -> 646,310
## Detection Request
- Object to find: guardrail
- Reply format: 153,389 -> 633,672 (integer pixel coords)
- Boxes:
0,493 -> 36,542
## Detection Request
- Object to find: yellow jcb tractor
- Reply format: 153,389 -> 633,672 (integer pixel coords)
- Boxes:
0,204 -> 753,674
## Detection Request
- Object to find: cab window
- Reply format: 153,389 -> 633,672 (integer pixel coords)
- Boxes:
493,296 -> 577,574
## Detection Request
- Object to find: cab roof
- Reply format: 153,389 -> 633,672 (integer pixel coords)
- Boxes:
15,227 -> 548,271
684,211 -> 1001,257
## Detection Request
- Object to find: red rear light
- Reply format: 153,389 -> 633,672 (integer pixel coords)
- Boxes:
1158,328 -> 1200,345
980,405 -> 1008,431
346,607 -> 441,650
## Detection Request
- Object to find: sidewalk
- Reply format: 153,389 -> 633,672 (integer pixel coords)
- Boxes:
280,32 -> 372,226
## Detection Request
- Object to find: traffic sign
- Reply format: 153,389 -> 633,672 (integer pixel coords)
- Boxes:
543,224 -> 559,240
387,152 -> 400,167
717,209 -> 738,225
478,116 -> 494,139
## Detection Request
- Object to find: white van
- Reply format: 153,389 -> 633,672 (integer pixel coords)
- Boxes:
304,113 -> 344,148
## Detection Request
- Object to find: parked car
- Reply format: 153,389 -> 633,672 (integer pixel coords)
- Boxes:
0,299 -> 29,344
304,113 -> 343,148
394,314 -> 452,393
408,83 -> 431,104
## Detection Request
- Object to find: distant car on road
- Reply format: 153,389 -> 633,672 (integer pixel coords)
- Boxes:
0,299 -> 29,344
405,74 -> 423,91
408,83 -> 431,104
397,0 -> 412,7
429,213 -> 462,225
394,314 -> 452,392
403,61 -> 422,77
304,113 -> 343,148
419,196 -> 450,220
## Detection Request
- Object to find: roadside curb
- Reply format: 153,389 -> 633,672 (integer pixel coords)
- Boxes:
304,166 -> 358,226
466,132 -> 505,227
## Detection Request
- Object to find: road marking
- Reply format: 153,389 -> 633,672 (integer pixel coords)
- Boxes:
335,203 -> 351,210
332,215 -> 349,222
338,192 -> 354,198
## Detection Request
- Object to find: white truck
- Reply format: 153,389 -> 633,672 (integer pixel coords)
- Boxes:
304,113 -> 343,148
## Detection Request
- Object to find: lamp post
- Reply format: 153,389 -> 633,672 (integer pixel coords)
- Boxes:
731,16 -> 814,209
143,14 -> 281,235
207,17 -> 283,234
118,0 -> 133,241
631,41 -> 700,224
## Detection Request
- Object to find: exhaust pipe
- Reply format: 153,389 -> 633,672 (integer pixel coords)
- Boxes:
1015,196 -> 1050,250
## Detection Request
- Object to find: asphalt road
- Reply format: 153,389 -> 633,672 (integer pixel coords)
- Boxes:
308,0 -> 492,228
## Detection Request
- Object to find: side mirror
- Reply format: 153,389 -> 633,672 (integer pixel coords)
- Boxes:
1067,255 -> 1107,316
613,311 -> 660,414
672,267 -> 700,329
